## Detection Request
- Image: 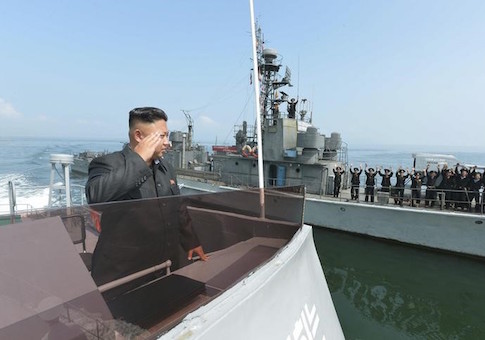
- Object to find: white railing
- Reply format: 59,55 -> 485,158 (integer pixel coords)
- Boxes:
2,181 -> 87,224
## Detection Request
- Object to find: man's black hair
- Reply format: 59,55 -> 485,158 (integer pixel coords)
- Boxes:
129,107 -> 168,128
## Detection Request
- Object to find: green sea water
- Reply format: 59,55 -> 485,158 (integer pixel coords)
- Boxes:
314,228 -> 485,340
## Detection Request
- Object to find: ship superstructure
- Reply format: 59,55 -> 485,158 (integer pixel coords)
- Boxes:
209,25 -> 348,195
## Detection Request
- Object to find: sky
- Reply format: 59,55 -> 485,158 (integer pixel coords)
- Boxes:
1,0 -> 484,150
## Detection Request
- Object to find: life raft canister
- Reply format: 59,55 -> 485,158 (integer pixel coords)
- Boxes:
251,145 -> 258,157
242,145 -> 252,157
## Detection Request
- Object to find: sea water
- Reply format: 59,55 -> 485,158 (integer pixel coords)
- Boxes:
0,137 -> 124,213
314,228 -> 485,339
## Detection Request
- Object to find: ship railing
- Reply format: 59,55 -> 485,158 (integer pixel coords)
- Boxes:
46,183 -> 87,208
339,142 -> 350,190
0,203 -> 33,225
176,168 -> 222,182
267,177 -> 332,196
321,143 -> 350,190
3,182 -> 87,222
211,172 -> 319,192
0,203 -> 35,213
329,184 -> 485,215
72,184 -> 87,205
214,173 -> 335,196
226,173 -> 251,188
203,171 -> 485,215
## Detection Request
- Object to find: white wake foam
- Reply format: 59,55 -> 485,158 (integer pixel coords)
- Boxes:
0,173 -> 50,214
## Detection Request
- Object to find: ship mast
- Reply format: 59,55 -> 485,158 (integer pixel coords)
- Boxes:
255,26 -> 291,127
249,0 -> 265,218
181,110 -> 193,150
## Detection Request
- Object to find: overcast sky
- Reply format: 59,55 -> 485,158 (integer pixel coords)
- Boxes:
1,1 -> 484,150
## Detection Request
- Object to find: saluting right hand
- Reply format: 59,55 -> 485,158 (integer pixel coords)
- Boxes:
134,132 -> 163,165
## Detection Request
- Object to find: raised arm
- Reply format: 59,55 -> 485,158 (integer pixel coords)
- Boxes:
85,150 -> 152,203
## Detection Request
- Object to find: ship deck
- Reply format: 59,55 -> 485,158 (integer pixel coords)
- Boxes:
308,186 -> 484,215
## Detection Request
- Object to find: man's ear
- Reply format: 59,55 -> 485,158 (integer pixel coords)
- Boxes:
134,129 -> 143,143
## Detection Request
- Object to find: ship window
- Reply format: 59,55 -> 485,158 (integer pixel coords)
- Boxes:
296,168 -> 301,173
235,161 -> 239,166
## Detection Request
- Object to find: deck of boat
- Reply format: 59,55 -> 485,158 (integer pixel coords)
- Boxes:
82,228 -> 288,335
75,213 -> 293,336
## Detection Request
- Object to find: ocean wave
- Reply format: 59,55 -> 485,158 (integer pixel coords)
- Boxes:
0,182 -> 50,214
0,171 -> 87,214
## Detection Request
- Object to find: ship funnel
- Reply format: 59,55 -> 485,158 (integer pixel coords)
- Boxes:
326,132 -> 342,151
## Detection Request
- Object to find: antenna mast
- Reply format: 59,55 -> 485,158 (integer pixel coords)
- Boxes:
181,110 -> 193,149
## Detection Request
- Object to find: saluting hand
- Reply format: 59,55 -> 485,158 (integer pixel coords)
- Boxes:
134,132 -> 163,165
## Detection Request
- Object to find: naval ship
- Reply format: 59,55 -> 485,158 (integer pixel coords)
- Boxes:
167,26 -> 485,261
167,25 -> 348,197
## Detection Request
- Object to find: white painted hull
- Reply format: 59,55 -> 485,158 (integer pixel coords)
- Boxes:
306,198 -> 485,258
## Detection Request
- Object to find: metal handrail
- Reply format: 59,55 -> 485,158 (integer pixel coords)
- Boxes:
328,184 -> 485,214
2,182 -> 87,222
98,260 -> 172,293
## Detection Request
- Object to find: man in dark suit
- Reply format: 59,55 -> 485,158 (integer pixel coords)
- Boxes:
349,164 -> 362,200
287,98 -> 298,119
364,164 -> 377,202
85,107 -> 207,285
332,165 -> 345,198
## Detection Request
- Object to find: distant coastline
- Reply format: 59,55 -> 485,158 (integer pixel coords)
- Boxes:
0,135 -> 126,143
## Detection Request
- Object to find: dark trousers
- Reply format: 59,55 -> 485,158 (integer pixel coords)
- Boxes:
333,181 -> 341,197
411,188 -> 421,206
365,186 -> 375,202
394,187 -> 404,206
455,189 -> 470,210
351,185 -> 360,200
425,188 -> 437,207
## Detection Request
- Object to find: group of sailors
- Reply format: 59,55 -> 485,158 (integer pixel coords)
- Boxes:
333,163 -> 485,212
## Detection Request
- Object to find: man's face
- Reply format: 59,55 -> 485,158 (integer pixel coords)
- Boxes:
135,119 -> 170,159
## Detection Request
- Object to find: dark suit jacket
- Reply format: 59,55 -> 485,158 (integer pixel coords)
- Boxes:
86,145 -> 180,202
85,145 -> 200,285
